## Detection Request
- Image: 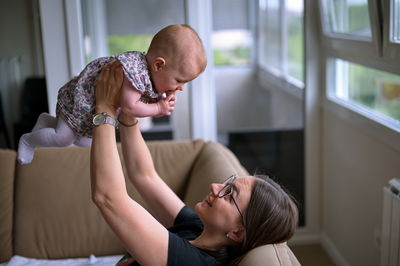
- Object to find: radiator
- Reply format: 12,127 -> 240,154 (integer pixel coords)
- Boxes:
381,178 -> 400,266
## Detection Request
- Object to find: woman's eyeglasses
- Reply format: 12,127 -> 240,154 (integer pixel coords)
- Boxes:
217,175 -> 245,228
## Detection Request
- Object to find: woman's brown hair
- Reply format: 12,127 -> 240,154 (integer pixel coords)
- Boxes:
221,175 -> 299,265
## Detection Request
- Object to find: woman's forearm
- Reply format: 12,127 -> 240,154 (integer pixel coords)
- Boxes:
119,114 -> 157,183
90,113 -> 127,206
118,113 -> 184,227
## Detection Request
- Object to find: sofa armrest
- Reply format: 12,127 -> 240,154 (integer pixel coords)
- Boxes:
238,243 -> 300,266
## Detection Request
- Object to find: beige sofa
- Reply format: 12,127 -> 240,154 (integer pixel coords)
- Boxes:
0,140 -> 300,265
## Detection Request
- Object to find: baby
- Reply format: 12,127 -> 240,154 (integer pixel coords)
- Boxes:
17,24 -> 207,164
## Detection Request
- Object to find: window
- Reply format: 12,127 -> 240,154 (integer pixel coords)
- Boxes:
81,0 -> 185,63
324,0 -> 371,38
328,59 -> 400,127
212,0 -> 253,66
383,0 -> 400,59
392,0 -> 400,43
321,0 -> 400,132
259,0 -> 281,71
258,0 -> 304,86
107,35 -> 153,56
286,0 -> 304,82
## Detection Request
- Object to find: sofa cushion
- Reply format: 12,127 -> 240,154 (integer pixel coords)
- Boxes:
0,149 -> 16,262
238,243 -> 300,266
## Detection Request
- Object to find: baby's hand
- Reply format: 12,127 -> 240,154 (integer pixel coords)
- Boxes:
156,92 -> 176,117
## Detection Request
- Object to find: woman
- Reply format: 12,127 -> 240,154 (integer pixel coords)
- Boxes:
91,60 -> 299,266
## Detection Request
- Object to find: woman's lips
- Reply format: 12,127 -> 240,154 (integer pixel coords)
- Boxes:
205,196 -> 212,207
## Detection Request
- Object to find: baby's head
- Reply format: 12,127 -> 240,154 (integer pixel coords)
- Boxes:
146,24 -> 207,94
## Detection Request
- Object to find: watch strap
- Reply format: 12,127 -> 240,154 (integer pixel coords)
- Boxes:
104,115 -> 119,127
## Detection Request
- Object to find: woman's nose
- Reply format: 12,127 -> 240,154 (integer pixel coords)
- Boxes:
210,183 -> 223,195
176,85 -> 184,91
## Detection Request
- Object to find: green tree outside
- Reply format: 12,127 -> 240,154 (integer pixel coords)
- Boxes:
107,34 -> 153,55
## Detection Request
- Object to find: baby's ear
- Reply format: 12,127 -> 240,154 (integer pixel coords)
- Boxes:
153,57 -> 166,71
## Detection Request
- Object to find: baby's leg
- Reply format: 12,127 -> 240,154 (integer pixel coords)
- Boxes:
73,136 -> 92,147
17,118 -> 77,164
32,112 -> 57,131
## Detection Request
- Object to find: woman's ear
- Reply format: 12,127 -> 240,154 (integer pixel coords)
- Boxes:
226,226 -> 245,243
152,57 -> 166,71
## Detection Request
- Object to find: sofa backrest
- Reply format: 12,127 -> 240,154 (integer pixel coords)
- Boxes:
13,145 -> 122,259
0,149 -> 16,262
9,140 -> 207,260
184,141 -> 249,207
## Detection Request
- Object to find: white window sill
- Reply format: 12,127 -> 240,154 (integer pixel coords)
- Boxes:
257,67 -> 304,100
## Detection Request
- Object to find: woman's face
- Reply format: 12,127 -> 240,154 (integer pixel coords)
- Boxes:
195,176 -> 255,234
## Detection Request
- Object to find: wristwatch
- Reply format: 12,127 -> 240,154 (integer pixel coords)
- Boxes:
92,112 -> 118,127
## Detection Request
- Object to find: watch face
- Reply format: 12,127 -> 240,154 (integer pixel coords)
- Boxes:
93,113 -> 105,126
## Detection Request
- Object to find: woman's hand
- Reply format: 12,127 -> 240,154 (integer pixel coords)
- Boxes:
95,60 -> 124,116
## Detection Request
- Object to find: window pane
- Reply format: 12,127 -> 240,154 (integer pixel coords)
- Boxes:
212,30 -> 252,66
212,0 -> 252,66
287,0 -> 304,82
108,34 -> 153,55
325,0 -> 372,38
393,0 -> 400,43
259,0 -> 282,71
81,0 -> 185,62
331,59 -> 400,123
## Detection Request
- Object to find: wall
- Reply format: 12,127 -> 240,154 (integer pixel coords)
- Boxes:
269,87 -> 303,129
215,67 -> 303,133
322,110 -> 400,266
0,0 -> 43,147
0,0 -> 42,78
215,67 -> 270,132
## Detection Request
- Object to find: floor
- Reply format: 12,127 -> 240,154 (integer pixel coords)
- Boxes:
291,244 -> 336,266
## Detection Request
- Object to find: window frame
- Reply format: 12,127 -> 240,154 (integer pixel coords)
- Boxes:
319,0 -> 400,151
319,0 -> 382,57
257,0 -> 305,96
382,0 -> 400,60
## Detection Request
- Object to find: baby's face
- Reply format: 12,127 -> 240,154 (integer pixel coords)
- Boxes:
150,60 -> 201,94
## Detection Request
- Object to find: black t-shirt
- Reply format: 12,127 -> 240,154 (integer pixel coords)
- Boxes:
122,206 -> 217,266
167,206 -> 217,265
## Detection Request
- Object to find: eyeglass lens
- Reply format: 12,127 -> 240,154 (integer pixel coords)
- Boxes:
219,175 -> 236,197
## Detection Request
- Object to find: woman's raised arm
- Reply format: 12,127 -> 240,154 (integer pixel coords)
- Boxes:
90,61 -> 169,265
118,104 -> 185,228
